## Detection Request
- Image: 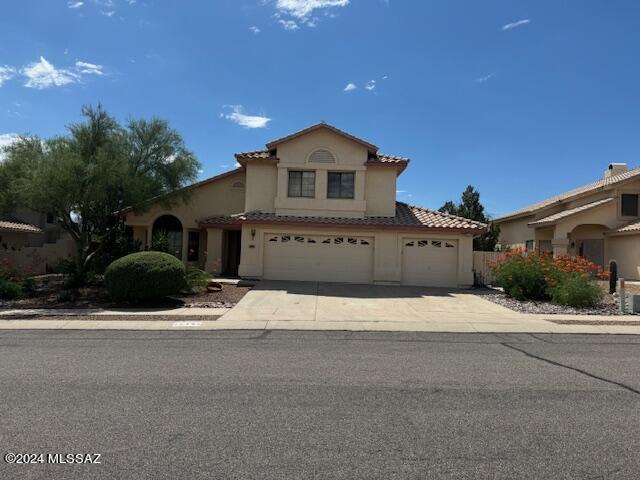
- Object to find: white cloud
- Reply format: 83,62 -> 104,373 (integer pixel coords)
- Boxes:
249,25 -> 261,34
0,66 -> 16,86
502,19 -> 531,30
474,72 -> 495,83
343,82 -> 357,92
275,0 -> 349,19
67,1 -> 84,8
273,0 -> 349,28
278,19 -> 299,30
22,57 -> 79,89
101,10 -> 115,16
221,106 -> 271,129
0,133 -> 20,161
75,61 -> 103,75
365,80 -> 376,91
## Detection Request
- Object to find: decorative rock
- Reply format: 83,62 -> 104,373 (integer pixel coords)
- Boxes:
206,280 -> 223,292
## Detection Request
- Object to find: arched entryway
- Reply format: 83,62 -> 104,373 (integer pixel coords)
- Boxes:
152,215 -> 183,259
569,224 -> 609,266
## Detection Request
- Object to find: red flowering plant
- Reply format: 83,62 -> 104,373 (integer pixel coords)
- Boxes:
490,248 -> 607,307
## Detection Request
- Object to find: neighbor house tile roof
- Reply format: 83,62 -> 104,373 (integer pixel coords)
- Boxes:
496,167 -> 640,222
199,202 -> 487,233
0,220 -> 42,233
609,220 -> 640,235
527,198 -> 615,227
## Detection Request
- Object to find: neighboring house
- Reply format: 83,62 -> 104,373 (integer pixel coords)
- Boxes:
0,209 -> 75,275
123,123 -> 486,287
495,163 -> 640,279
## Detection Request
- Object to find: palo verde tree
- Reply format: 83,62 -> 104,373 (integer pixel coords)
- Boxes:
439,185 -> 501,251
0,105 -> 201,283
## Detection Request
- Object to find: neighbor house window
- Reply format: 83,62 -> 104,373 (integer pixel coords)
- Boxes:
525,240 -> 534,251
327,172 -> 355,199
187,231 -> 200,261
288,171 -> 315,198
539,240 -> 552,254
621,194 -> 639,217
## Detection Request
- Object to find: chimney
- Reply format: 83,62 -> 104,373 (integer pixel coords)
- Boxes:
605,163 -> 628,178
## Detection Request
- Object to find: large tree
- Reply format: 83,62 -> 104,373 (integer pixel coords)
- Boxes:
0,105 -> 201,282
439,185 -> 500,251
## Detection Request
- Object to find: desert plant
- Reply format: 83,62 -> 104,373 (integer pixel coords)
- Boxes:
547,273 -> 604,307
186,267 -> 211,289
0,278 -> 24,299
104,251 -> 186,302
491,249 -> 608,307
150,230 -> 172,254
492,251 -> 550,300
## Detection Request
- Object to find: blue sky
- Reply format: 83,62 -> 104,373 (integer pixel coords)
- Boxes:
1,1 -> 640,217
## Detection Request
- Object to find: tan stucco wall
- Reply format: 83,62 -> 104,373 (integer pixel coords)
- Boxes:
238,224 -> 475,287
245,163 -> 277,213
270,128 -> 396,218
497,216 -> 534,248
607,235 -> 640,280
125,170 -> 246,234
365,168 -> 397,217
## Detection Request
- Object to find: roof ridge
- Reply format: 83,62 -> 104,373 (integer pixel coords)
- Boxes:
496,166 -> 640,221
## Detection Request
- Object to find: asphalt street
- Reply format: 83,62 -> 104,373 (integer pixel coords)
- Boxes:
0,330 -> 639,479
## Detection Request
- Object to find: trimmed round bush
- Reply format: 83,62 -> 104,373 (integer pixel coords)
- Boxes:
104,251 -> 186,302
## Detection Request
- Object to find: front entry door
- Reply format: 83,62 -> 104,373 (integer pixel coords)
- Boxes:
223,230 -> 242,276
581,239 -> 604,267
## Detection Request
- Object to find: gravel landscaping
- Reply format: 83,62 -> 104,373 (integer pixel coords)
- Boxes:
474,288 -> 621,315
0,282 -> 251,310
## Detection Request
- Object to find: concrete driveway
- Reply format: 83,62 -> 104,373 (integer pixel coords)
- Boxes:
222,280 -> 515,327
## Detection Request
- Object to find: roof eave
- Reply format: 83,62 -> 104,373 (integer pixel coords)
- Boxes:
198,217 -> 485,234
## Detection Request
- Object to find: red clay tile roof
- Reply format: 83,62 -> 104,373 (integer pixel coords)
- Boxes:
234,150 -> 274,161
265,122 -> 378,151
496,167 -> 640,222
527,198 -> 615,227
199,202 -> 487,233
235,150 -> 410,170
0,220 -> 42,233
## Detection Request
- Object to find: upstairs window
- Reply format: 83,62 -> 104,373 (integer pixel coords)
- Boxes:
327,172 -> 355,199
621,194 -> 639,217
288,170 -> 315,198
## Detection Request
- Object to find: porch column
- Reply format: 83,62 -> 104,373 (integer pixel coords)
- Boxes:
146,226 -> 153,249
205,228 -> 224,275
552,237 -> 570,257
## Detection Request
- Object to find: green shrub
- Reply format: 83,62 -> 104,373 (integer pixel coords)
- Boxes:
548,273 -> 604,307
0,278 -> 24,299
186,267 -> 211,289
104,251 -> 186,302
493,252 -> 550,300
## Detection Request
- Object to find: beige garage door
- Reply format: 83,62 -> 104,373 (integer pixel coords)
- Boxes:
402,238 -> 458,287
263,233 -> 374,284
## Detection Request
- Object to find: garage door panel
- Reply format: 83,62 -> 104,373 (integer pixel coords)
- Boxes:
402,238 -> 458,287
264,234 -> 373,284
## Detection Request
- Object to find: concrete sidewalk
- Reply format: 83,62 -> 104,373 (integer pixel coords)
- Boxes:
0,310 -> 639,334
1,280 -> 639,333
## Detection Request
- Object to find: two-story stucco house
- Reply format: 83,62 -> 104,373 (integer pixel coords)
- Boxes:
123,123 -> 486,287
495,163 -> 640,280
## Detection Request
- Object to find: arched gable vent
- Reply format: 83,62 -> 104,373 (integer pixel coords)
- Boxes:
308,149 -> 336,163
